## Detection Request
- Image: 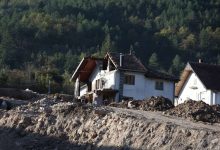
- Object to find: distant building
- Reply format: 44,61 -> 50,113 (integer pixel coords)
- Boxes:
70,52 -> 177,104
175,61 -> 220,105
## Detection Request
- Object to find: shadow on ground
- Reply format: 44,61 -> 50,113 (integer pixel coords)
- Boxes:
0,126 -> 134,150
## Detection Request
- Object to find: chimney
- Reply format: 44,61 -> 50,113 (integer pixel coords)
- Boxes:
199,59 -> 203,63
120,53 -> 123,67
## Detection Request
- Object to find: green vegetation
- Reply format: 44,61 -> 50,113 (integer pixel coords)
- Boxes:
0,0 -> 219,93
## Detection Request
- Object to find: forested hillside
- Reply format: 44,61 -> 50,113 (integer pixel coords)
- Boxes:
0,0 -> 220,93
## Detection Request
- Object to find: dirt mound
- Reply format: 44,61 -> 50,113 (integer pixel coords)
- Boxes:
212,104 -> 220,112
51,93 -> 75,102
109,96 -> 174,111
140,96 -> 174,111
1,98 -> 220,150
0,99 -> 12,110
166,100 -> 220,123
109,101 -> 128,108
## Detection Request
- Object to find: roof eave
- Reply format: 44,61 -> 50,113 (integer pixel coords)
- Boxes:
145,75 -> 179,82
118,68 -> 146,73
106,52 -> 118,69
70,57 -> 85,82
188,62 -> 209,90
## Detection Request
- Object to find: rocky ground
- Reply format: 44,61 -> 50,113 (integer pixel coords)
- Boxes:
0,92 -> 220,149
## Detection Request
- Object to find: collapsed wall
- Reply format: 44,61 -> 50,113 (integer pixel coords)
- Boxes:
0,98 -> 220,150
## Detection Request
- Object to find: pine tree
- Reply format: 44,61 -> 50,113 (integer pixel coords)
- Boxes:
217,55 -> 220,65
0,31 -> 18,68
169,54 -> 184,76
148,52 -> 159,70
100,33 -> 116,56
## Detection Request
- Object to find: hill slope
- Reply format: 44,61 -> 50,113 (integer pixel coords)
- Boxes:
0,0 -> 220,93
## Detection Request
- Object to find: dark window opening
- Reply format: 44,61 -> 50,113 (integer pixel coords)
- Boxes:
155,81 -> 164,90
124,74 -> 135,85
87,82 -> 92,92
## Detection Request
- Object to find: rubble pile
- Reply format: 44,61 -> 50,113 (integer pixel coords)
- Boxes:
165,100 -> 220,123
140,96 -> 174,111
109,96 -> 174,111
212,104 -> 220,112
108,101 -> 129,108
0,99 -> 12,110
0,88 -> 75,111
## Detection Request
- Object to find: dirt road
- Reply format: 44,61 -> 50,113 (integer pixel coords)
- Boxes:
111,107 -> 220,132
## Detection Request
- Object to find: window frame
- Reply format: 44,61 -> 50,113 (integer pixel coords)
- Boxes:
124,74 -> 135,85
155,81 -> 164,91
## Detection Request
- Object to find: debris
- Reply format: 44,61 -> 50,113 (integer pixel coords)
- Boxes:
94,109 -> 108,117
0,96 -> 219,150
109,96 -> 173,111
140,96 -> 174,111
0,99 -> 12,110
109,101 -> 128,108
128,101 -> 136,108
165,100 -> 220,123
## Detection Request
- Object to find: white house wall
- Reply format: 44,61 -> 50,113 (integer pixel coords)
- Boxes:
178,72 -> 211,105
212,92 -> 220,105
89,65 -> 119,91
123,71 -> 174,100
80,85 -> 87,97
144,78 -> 174,100
123,72 -> 145,100
216,93 -> 220,104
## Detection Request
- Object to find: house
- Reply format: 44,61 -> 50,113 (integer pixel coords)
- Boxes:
175,61 -> 220,105
70,52 -> 177,105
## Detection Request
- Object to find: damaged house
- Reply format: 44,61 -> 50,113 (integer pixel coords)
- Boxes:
70,52 -> 177,104
175,61 -> 220,105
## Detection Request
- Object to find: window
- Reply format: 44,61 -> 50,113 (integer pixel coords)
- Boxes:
95,79 -> 100,89
88,82 -> 92,92
124,74 -> 135,85
95,79 -> 105,89
155,81 -> 164,90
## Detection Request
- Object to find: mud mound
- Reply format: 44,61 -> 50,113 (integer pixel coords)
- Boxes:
51,93 -> 75,102
212,104 -> 220,112
140,96 -> 174,111
109,101 -> 128,108
1,97 -> 220,149
109,96 -> 173,111
166,100 -> 220,123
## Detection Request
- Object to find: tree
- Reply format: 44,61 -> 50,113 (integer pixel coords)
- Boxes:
148,52 -> 159,70
0,69 -> 8,85
217,55 -> 220,65
0,31 -> 19,68
181,34 -> 196,50
169,55 -> 184,76
64,51 -> 80,73
99,33 -> 116,56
